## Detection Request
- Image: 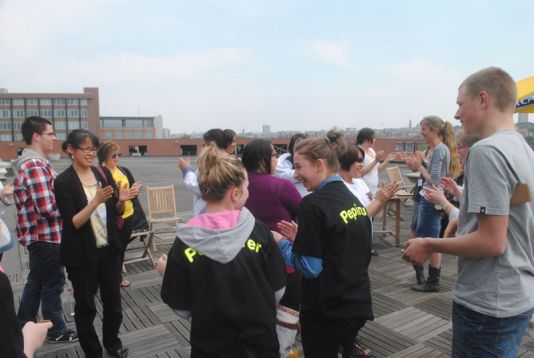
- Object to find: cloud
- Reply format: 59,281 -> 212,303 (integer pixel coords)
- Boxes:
59,49 -> 249,85
308,40 -> 350,66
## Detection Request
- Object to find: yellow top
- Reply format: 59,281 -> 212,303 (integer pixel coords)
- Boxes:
111,167 -> 134,219
82,183 -> 108,247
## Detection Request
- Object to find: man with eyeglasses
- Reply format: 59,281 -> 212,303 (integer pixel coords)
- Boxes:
13,116 -> 78,343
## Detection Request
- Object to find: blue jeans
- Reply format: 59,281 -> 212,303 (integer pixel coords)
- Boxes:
452,301 -> 534,358
17,242 -> 68,337
412,197 -> 441,238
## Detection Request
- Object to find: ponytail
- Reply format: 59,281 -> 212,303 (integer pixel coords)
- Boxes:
441,122 -> 461,178
294,129 -> 347,173
197,144 -> 245,202
421,116 -> 461,179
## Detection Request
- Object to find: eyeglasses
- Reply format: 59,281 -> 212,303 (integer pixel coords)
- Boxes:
76,146 -> 97,153
111,152 -> 122,158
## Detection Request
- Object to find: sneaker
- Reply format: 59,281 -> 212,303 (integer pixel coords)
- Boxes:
48,329 -> 78,343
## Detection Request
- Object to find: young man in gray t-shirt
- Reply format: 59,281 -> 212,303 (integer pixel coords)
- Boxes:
403,67 -> 534,358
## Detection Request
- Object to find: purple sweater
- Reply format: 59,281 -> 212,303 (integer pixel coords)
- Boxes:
245,172 -> 301,232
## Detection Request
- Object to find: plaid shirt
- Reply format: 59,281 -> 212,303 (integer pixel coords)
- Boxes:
14,157 -> 62,246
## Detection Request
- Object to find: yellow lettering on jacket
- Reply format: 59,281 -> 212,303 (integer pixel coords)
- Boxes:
339,204 -> 368,224
184,238 -> 262,263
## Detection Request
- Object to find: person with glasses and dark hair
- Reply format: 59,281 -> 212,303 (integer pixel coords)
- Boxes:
55,130 -> 130,358
13,116 -> 78,344
242,139 -> 301,357
339,145 -> 399,218
97,142 -> 143,288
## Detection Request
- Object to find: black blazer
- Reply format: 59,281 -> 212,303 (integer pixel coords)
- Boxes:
55,165 -> 121,269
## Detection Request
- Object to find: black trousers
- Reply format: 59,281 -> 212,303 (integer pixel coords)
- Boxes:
118,216 -> 133,279
300,314 -> 367,358
67,246 -> 123,358
279,271 -> 302,311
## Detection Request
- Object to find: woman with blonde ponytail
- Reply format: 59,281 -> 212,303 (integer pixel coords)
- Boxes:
161,144 -> 286,358
405,115 -> 458,292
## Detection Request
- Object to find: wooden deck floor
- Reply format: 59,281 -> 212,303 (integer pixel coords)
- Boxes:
9,203 -> 534,358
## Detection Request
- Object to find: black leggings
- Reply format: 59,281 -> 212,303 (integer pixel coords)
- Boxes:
118,216 -> 133,279
279,271 -> 302,311
300,315 -> 366,358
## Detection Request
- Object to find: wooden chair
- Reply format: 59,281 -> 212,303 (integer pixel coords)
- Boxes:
146,184 -> 182,251
386,166 -> 415,196
123,228 -> 155,267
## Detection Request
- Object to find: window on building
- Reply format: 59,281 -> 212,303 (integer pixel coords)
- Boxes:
12,99 -> 24,106
53,99 -> 65,105
55,121 -> 66,129
115,132 -> 123,139
146,131 -> 153,139
0,134 -> 12,141
25,99 -> 38,106
67,99 -> 79,106
0,109 -> 10,118
81,121 -> 88,129
101,119 -> 123,128
144,119 -> 154,127
68,121 -> 80,130
134,131 -> 143,139
14,134 -> 23,141
127,131 -> 133,139
68,109 -> 79,117
13,122 -> 22,130
125,119 -> 143,128
13,109 -> 25,118
26,109 -> 39,117
40,99 -> 52,106
80,99 -> 88,106
54,109 -> 66,117
0,121 -> 11,130
0,99 -> 10,105
106,131 -> 113,140
55,132 -> 66,140
40,109 -> 53,117
81,109 -> 88,118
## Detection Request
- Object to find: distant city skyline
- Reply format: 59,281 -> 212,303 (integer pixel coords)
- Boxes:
1,0 -> 533,133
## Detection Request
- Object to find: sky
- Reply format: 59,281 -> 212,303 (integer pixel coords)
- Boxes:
0,0 -> 533,133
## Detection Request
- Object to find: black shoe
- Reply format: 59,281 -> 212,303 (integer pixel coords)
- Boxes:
110,347 -> 129,358
47,329 -> 78,343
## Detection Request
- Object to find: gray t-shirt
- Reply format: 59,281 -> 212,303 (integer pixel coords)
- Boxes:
455,129 -> 534,318
422,143 -> 450,190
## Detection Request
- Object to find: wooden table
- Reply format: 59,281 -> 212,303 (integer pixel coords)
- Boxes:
374,194 -> 412,247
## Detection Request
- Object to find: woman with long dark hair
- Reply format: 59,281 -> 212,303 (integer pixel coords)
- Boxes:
55,130 -> 129,358
242,139 -> 301,357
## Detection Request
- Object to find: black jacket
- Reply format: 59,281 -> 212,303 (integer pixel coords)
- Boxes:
55,165 -> 121,269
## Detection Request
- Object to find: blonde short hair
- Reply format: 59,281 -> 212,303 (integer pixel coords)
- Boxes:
460,67 -> 517,112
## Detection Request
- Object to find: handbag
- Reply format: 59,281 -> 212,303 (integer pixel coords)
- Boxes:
95,166 -> 125,229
